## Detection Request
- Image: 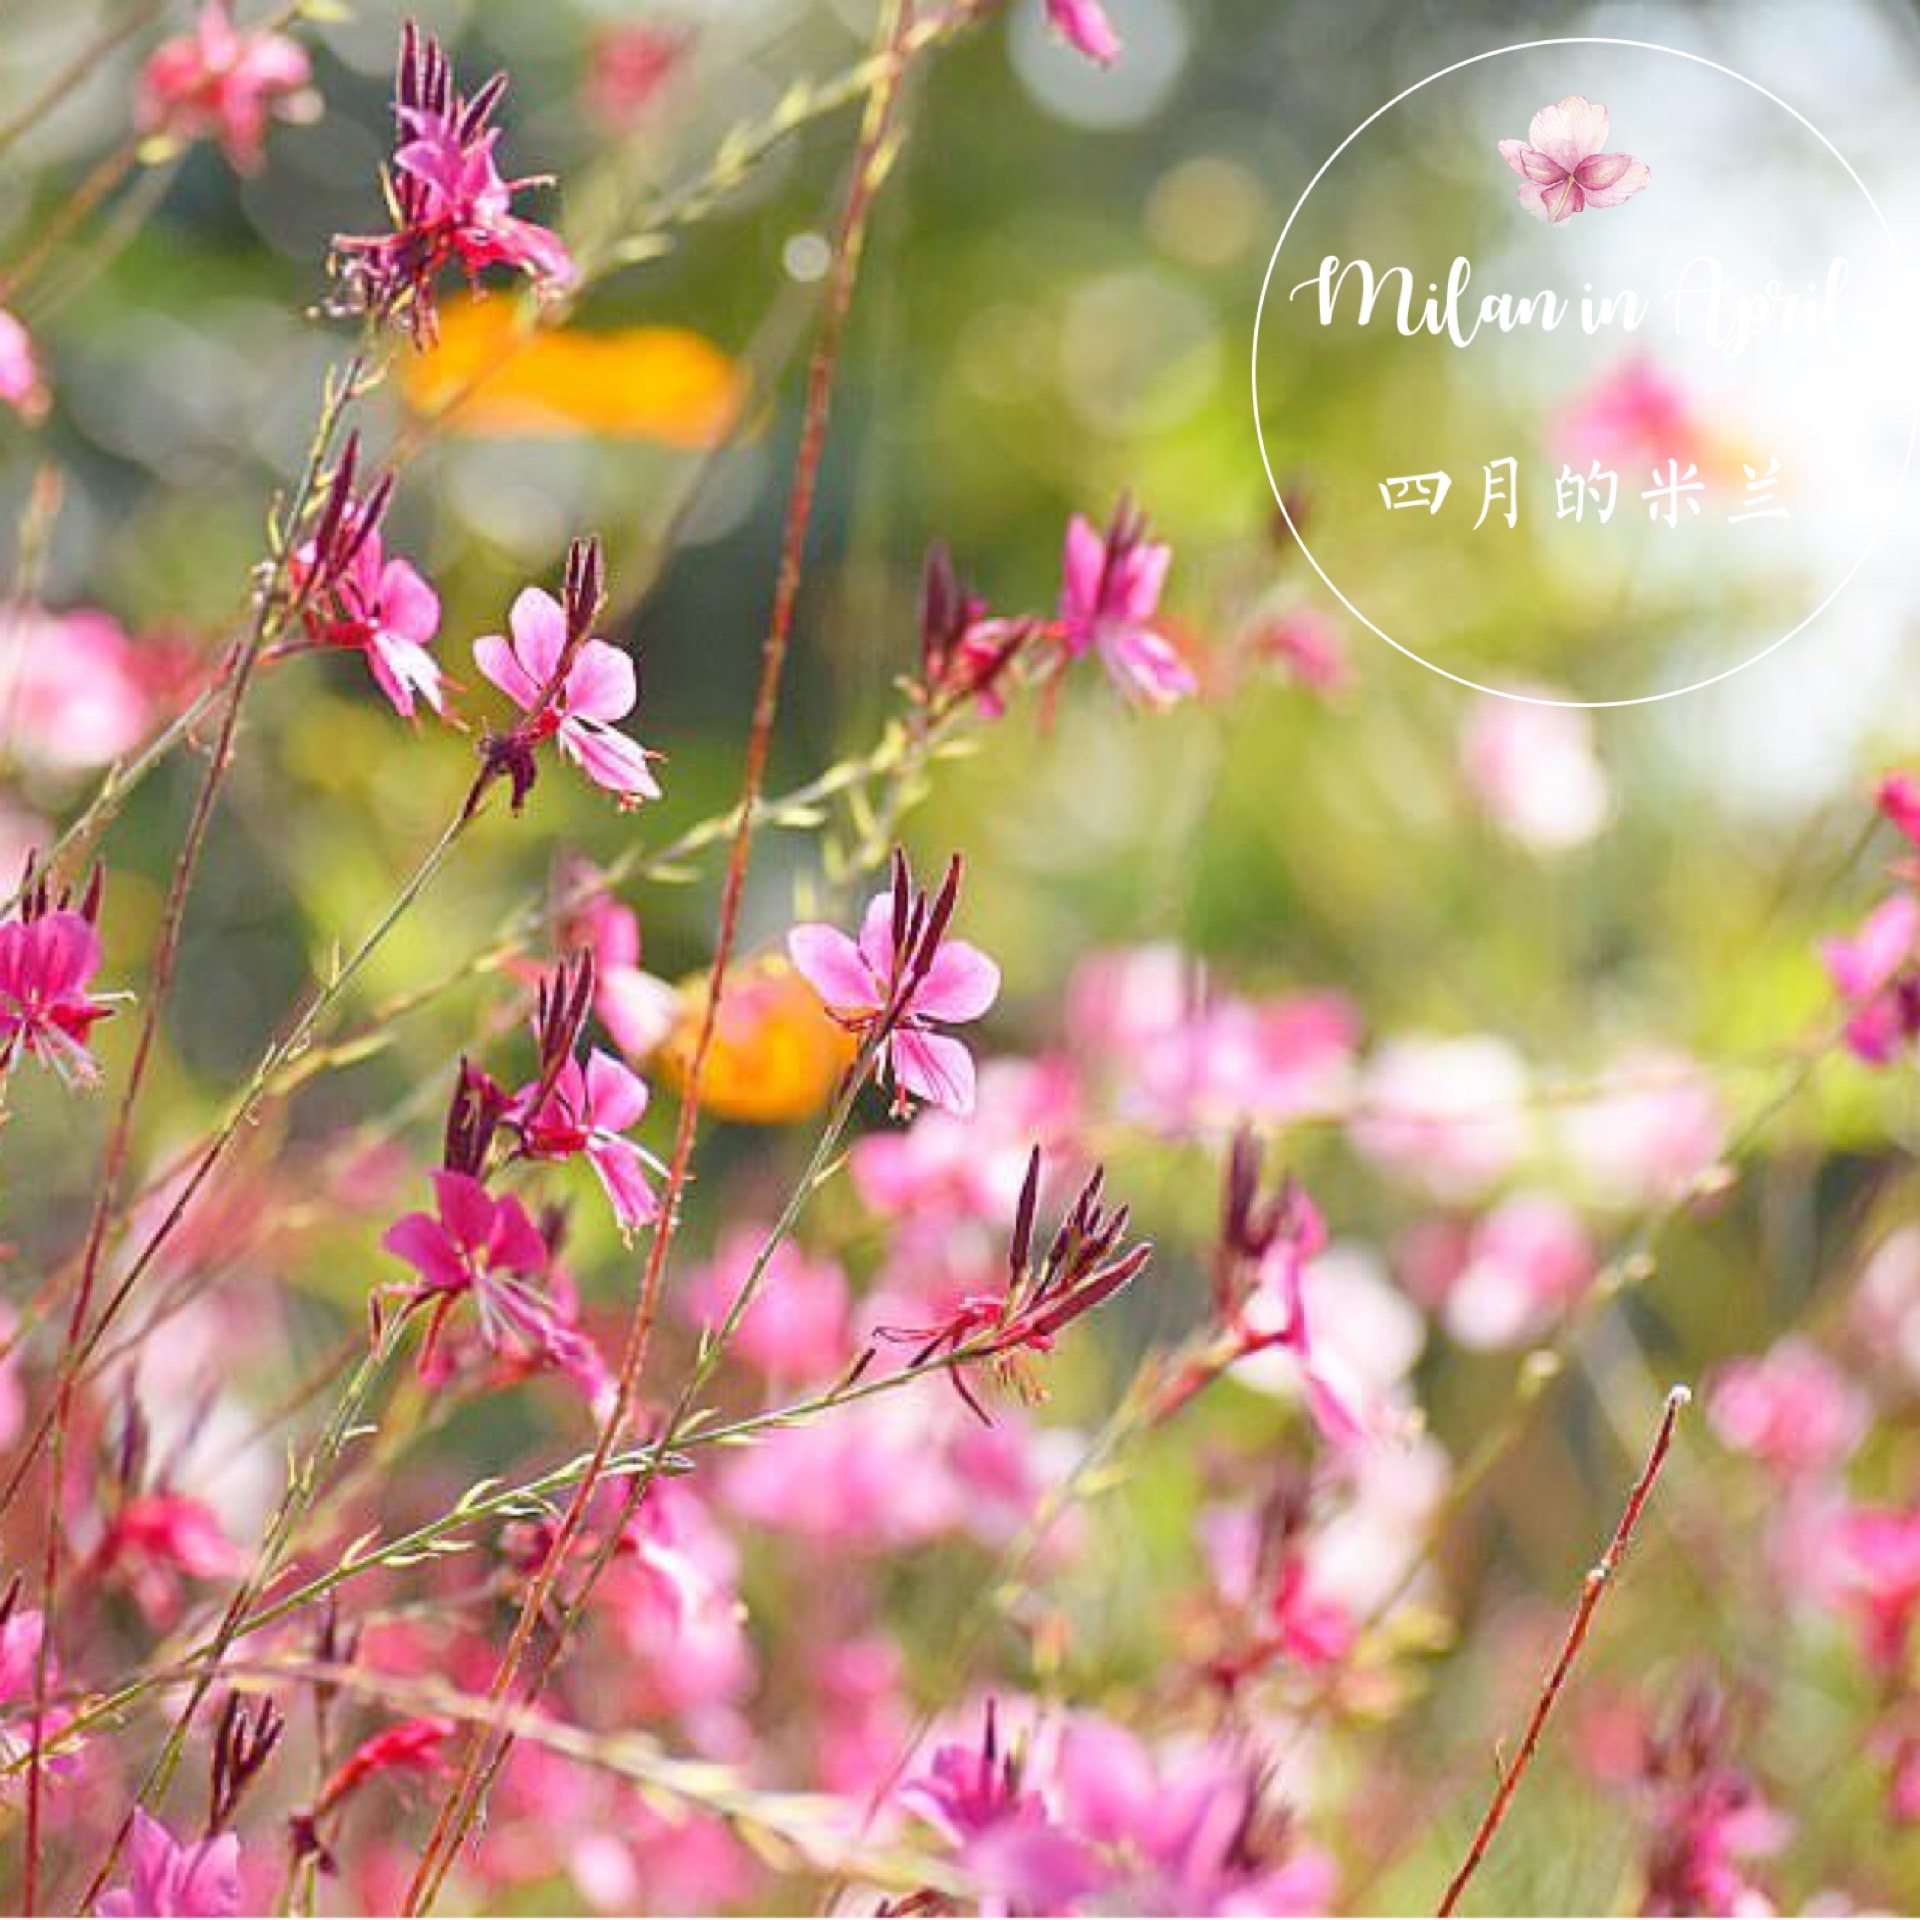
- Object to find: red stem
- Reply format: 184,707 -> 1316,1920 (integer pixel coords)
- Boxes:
1435,1384 -> 1691,1918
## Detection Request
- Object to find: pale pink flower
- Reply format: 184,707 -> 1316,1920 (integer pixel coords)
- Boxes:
97,1809 -> 241,1918
0,608 -> 153,773
295,520 -> 444,720
1350,1034 -> 1530,1200
1461,692 -> 1611,853
510,1049 -> 662,1233
583,23 -> 692,133
473,586 -> 659,808
1820,891 -> 1920,1064
1058,502 -> 1196,709
1429,1194 -> 1595,1351
557,877 -> 678,1062
1256,609 -> 1351,696
1498,95 -> 1650,225
136,1 -> 313,174
1046,0 -> 1121,64
682,1226 -> 851,1384
0,310 -> 47,422
787,855 -> 999,1117
1709,1338 -> 1868,1480
1558,1047 -> 1727,1210
0,904 -> 113,1086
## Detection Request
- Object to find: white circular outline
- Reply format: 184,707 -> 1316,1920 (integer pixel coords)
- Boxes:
1250,36 -> 1920,709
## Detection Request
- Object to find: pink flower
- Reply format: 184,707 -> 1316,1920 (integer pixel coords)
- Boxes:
682,1226 -> 851,1384
1828,1504 -> 1920,1671
787,853 -> 999,1117
1255,609 -> 1351,697
1558,1047 -> 1727,1210
1879,770 -> 1920,848
334,26 -> 573,341
97,1809 -> 241,1918
1058,502 -> 1195,709
1350,1034 -> 1530,1200
1709,1339 -> 1867,1481
380,1167 -> 601,1392
474,584 -> 659,809
1428,1194 -> 1595,1351
1046,1 -> 1121,64
1498,95 -> 1650,225
1461,692 -> 1611,852
135,1 -> 312,174
553,871 -> 679,1062
0,310 -> 47,422
295,517 -> 443,720
98,1492 -> 244,1624
1556,360 -> 1702,473
1821,891 -> 1920,1064
0,888 -> 113,1087
583,23 -> 692,134
0,608 -> 153,773
510,1049 -> 662,1234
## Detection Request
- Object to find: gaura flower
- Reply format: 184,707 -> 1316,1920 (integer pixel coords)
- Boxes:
135,0 -> 314,175
0,866 -> 114,1087
1058,500 -> 1196,709
96,1809 -> 241,1919
878,1148 -> 1151,1422
505,952 -> 665,1234
333,23 -> 572,343
291,437 -> 444,721
381,1169 -> 553,1355
1046,1 -> 1122,65
1821,891 -> 1920,1065
1498,95 -> 1650,225
473,545 -> 659,810
787,851 -> 999,1117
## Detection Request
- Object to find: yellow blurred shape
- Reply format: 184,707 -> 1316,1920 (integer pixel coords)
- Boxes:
403,297 -> 744,446
658,954 -> 856,1124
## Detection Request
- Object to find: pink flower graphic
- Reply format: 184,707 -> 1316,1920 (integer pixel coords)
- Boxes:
1498,95 -> 1649,225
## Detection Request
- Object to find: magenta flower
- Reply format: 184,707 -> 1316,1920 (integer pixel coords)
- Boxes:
787,852 -> 999,1117
334,25 -> 572,342
1821,891 -> 1920,1064
1498,95 -> 1650,225
381,1168 -> 564,1364
1058,501 -> 1196,709
0,310 -> 46,423
296,519 -> 443,721
511,1049 -> 662,1235
1046,1 -> 1122,65
96,1809 -> 241,1919
474,582 -> 659,810
1879,771 -> 1920,848
135,1 -> 313,175
0,870 -> 114,1087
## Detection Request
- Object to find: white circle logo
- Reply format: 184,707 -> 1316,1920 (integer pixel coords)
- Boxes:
1252,39 -> 1919,707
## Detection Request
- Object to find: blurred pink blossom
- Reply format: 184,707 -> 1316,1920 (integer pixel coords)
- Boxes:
0,310 -> 47,422
1821,891 -> 1920,1065
1558,1047 -> 1728,1210
1461,692 -> 1611,853
136,1 -> 313,174
1555,359 -> 1703,473
1046,1 -> 1121,64
682,1226 -> 851,1384
0,608 -> 154,773
1351,1034 -> 1531,1200
1414,1193 -> 1595,1351
1709,1338 -> 1868,1481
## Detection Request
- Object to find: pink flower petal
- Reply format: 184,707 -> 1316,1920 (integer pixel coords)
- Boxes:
588,1134 -> 660,1232
911,939 -> 1001,1024
558,718 -> 660,802
890,1028 -> 977,1116
584,1046 -> 650,1133
379,558 -> 440,645
1578,156 -> 1651,209
563,638 -> 637,723
1527,94 -> 1610,172
787,923 -> 879,1016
